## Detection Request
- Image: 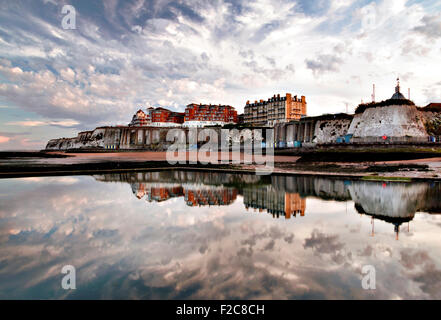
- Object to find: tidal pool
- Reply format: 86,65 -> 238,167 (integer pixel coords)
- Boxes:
0,171 -> 440,299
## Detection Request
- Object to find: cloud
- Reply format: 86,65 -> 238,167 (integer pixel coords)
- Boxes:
412,268 -> 441,299
413,13 -> 441,38
2,171 -> 441,298
303,229 -> 349,264
0,131 -> 46,150
422,81 -> 441,105
6,119 -> 80,128
303,229 -> 344,254
0,136 -> 11,144
295,0 -> 331,16
358,245 -> 373,257
400,249 -> 433,270
305,54 -> 343,75
263,239 -> 275,251
400,249 -> 441,299
0,0 -> 441,149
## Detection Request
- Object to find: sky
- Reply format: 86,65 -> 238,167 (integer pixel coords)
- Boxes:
0,0 -> 441,150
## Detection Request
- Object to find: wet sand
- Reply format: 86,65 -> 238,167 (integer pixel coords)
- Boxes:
1,150 -> 441,181
49,151 -> 300,164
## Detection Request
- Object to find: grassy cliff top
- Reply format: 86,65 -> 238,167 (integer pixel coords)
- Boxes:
355,98 -> 415,114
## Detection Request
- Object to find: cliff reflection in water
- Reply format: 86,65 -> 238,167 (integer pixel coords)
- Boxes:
93,171 -> 441,237
3,172 -> 441,299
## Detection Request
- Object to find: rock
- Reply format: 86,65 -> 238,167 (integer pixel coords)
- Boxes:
351,105 -> 427,138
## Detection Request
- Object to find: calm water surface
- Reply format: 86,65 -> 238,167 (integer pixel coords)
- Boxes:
1,171 -> 441,299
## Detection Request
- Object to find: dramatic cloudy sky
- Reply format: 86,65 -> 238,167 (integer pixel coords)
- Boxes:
1,0 -> 441,149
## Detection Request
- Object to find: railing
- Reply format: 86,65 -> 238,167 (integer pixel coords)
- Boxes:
348,136 -> 441,144
272,136 -> 441,148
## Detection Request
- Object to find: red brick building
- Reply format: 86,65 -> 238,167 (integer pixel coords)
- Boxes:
131,184 -> 237,207
129,107 -> 184,126
149,107 -> 184,124
184,104 -> 238,126
185,189 -> 238,206
129,105 -> 236,127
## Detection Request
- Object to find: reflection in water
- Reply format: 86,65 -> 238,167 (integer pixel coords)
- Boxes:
94,171 -> 441,238
1,171 -> 441,300
243,188 -> 306,219
131,183 -> 238,207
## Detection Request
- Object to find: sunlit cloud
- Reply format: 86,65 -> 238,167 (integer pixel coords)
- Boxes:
6,119 -> 80,128
0,136 -> 11,144
0,0 -> 441,150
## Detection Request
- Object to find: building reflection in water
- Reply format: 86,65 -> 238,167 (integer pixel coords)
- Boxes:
243,187 -> 306,219
93,171 -> 441,238
132,182 -> 238,207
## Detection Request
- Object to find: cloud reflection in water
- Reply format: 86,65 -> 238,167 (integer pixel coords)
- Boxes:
1,171 -> 441,299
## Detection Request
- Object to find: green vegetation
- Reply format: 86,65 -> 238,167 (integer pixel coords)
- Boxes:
424,117 -> 441,136
291,147 -> 441,163
361,176 -> 412,182
304,113 -> 353,121
355,98 -> 415,114
311,146 -> 441,154
366,164 -> 430,172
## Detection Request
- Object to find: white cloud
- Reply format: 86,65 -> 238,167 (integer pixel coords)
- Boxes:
6,119 -> 80,127
0,0 -> 440,139
414,13 -> 441,39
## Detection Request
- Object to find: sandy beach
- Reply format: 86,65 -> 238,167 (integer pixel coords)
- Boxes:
0,150 -> 440,181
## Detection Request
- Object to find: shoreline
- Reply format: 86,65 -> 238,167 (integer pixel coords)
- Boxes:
1,166 -> 440,182
1,150 -> 441,182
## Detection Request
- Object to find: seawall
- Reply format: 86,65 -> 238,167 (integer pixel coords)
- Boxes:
46,105 -> 441,151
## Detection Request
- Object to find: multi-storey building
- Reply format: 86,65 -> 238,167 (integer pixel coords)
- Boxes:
185,188 -> 237,206
129,107 -> 184,127
129,109 -> 150,126
131,184 -> 184,202
149,107 -> 184,125
238,113 -> 244,124
183,104 -> 238,127
129,105 -> 236,127
130,183 -> 237,207
243,93 -> 307,126
243,186 -> 306,219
